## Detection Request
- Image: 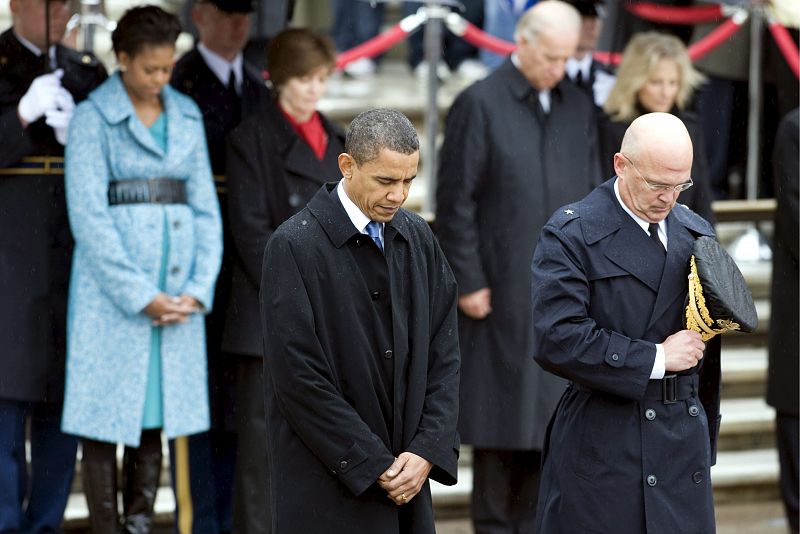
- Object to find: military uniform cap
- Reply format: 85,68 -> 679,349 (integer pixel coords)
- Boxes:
564,0 -> 605,17
199,0 -> 254,13
684,236 -> 758,341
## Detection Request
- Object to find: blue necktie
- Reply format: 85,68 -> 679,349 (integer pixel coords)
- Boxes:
366,220 -> 383,251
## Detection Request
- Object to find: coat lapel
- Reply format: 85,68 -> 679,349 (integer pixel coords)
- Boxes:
603,220 -> 663,293
646,212 -> 695,330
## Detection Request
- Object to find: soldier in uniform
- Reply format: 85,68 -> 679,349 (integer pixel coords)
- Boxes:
170,0 -> 268,532
0,0 -> 106,530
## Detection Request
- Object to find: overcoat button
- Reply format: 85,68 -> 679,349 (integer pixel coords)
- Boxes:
170,266 -> 180,275
647,475 -> 657,486
384,350 -> 393,359
645,409 -> 656,421
173,220 -> 181,230
611,353 -> 619,361
692,471 -> 703,484
688,405 -> 699,417
339,460 -> 348,470
371,291 -> 380,300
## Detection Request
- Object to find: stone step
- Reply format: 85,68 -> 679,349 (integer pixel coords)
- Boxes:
719,397 -> 776,451
721,346 -> 768,398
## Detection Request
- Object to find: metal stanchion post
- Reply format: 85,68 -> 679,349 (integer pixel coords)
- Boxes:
423,3 -> 448,214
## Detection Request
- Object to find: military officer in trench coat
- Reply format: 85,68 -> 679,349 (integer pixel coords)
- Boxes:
260,109 -> 460,534
532,112 -> 721,533
435,1 -> 600,531
0,0 -> 106,529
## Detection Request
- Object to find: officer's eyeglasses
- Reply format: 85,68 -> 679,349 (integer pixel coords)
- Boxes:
622,154 -> 694,193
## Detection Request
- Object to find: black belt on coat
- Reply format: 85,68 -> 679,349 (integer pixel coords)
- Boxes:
571,374 -> 698,405
108,178 -> 187,205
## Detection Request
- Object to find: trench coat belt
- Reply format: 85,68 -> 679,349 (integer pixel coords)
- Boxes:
0,156 -> 65,175
108,178 -> 188,205
571,374 -> 698,405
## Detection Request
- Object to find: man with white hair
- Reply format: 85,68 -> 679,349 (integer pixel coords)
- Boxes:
436,1 -> 601,531
531,112 -> 720,532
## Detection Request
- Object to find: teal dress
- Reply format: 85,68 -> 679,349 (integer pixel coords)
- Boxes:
142,113 -> 168,429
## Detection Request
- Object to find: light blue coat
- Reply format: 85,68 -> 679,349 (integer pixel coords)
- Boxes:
62,73 -> 223,446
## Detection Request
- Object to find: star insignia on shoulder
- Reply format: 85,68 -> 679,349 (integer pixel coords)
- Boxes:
564,209 -> 574,215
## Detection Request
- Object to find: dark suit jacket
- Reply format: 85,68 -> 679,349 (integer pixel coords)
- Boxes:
170,47 -> 269,428
260,184 -> 459,533
0,29 -> 107,403
767,108 -> 799,416
436,58 -> 601,449
598,107 -> 716,224
532,179 -> 720,534
222,99 -> 345,357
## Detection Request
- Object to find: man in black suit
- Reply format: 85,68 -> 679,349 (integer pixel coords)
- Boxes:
171,1 -> 268,532
564,0 -> 614,107
767,108 -> 799,534
0,0 -> 106,530
435,2 -> 601,532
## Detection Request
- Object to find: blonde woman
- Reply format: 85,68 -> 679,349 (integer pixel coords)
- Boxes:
599,31 -> 714,222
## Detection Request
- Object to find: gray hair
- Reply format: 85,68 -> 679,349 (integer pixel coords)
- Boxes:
514,0 -> 582,44
345,109 -> 419,166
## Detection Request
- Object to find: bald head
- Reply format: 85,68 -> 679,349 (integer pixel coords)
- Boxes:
622,112 -> 693,170
614,113 -> 694,223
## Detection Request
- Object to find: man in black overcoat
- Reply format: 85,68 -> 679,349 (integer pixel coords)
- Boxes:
435,1 -> 600,531
564,0 -> 615,108
532,113 -> 721,533
260,109 -> 460,534
767,108 -> 799,534
170,0 -> 268,530
0,0 -> 106,529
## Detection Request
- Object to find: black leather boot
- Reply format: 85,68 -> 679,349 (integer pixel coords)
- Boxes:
81,439 -> 121,534
122,430 -> 163,534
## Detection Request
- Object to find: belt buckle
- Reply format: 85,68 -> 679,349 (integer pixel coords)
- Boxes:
662,374 -> 677,405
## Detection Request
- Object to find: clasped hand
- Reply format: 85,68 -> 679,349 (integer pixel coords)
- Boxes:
377,452 -> 433,506
143,293 -> 200,326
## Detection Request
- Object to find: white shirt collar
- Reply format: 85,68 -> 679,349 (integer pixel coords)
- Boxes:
197,43 -> 243,92
336,181 -> 382,237
613,178 -> 668,248
510,53 -> 550,113
14,31 -> 56,68
566,55 -> 592,82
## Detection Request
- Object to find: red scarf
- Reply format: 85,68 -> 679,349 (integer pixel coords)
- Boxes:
280,105 -> 328,161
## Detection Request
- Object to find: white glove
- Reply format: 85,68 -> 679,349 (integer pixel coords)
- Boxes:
18,69 -> 64,125
45,87 -> 76,145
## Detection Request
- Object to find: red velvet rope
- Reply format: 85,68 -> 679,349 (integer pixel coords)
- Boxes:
626,3 -> 724,25
336,24 -> 413,69
593,51 -> 623,66
460,20 -> 516,55
769,22 -> 800,79
687,17 -> 744,61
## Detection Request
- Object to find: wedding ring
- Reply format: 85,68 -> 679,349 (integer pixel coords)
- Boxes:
401,493 -> 407,502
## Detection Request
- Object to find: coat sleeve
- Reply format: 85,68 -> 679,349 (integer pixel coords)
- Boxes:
65,103 -> 161,315
182,118 -> 223,310
0,104 -> 35,168
435,90 -> 490,295
531,223 -> 655,400
261,233 -> 396,496
405,233 -> 461,486
226,124 -> 274,286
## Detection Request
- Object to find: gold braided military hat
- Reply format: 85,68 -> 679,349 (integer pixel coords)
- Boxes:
685,236 -> 758,341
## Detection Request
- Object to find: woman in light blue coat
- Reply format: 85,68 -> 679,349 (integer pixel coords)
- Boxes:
62,6 -> 222,532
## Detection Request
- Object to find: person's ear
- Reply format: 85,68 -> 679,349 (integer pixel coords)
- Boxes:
338,153 -> 355,180
613,153 -> 627,178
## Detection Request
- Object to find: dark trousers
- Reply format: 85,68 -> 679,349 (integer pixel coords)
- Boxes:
776,413 -> 799,533
401,0 -> 483,69
471,448 -> 541,534
329,0 -> 385,52
231,356 -> 270,534
169,430 -> 236,534
0,398 -> 77,534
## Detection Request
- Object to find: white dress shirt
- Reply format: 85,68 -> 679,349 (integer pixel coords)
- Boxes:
197,43 -> 243,94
